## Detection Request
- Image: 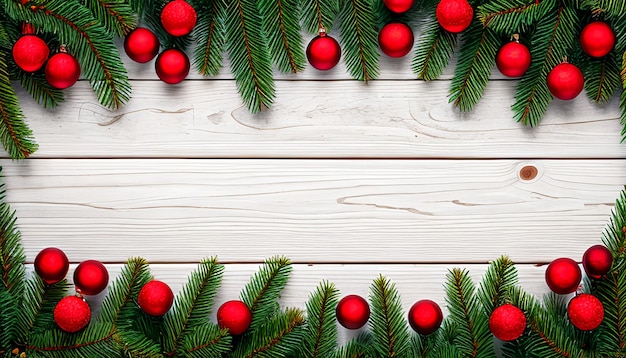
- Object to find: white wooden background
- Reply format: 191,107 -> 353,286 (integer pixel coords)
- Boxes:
4,41 -> 626,333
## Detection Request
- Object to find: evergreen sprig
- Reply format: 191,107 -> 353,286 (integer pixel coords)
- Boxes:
300,0 -> 340,34
193,0 -> 226,77
300,280 -> 339,358
333,332 -> 372,358
338,0 -> 380,82
83,0 -> 136,37
258,0 -> 305,74
412,14 -> 457,81
368,275 -> 411,358
477,256 -> 518,314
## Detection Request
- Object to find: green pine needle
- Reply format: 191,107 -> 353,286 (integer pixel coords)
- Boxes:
338,0 -> 380,82
300,0 -> 341,34
0,287 -> 18,354
478,0 -> 549,34
333,332 -> 372,358
581,53 -> 621,104
477,256 -> 518,314
258,0 -> 305,74
18,72 -> 65,109
18,278 -> 71,343
179,324 -> 232,358
369,275 -> 411,358
193,0 -> 226,77
26,321 -> 119,358
83,0 -> 137,37
301,280 -> 339,357
412,14 -> 457,81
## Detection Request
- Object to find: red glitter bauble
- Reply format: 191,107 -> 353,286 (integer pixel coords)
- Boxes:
336,294 -> 370,329
383,0 -> 414,13
155,48 -> 190,84
545,257 -> 582,294
160,0 -> 197,37
436,0 -> 473,33
34,247 -> 69,284
137,280 -> 174,316
580,21 -> 615,58
45,52 -> 80,89
306,34 -> 341,71
489,304 -> 526,341
378,22 -> 414,58
217,300 -> 252,335
583,245 -> 613,279
407,299 -> 443,335
547,62 -> 584,100
496,41 -> 531,77
53,296 -> 91,333
73,260 -> 109,296
568,293 -> 604,331
124,27 -> 160,63
12,34 -> 49,73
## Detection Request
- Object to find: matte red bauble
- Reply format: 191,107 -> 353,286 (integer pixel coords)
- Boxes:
160,0 -> 197,37
336,294 -> 370,329
545,257 -> 582,294
568,293 -> 604,331
583,245 -> 613,279
496,41 -> 531,77
137,280 -> 174,316
155,48 -> 190,84
436,0 -> 473,33
489,304 -> 526,341
34,247 -> 69,284
306,34 -> 341,71
45,52 -> 80,89
383,0 -> 414,13
580,21 -> 615,58
12,34 -> 49,73
378,22 -> 414,58
547,63 -> 584,100
73,260 -> 109,295
53,296 -> 91,333
217,300 -> 252,335
408,299 -> 443,335
124,27 -> 160,63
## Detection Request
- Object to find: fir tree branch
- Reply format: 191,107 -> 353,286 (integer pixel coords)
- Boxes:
477,256 -> 518,314
83,0 -> 137,37
18,72 -> 64,109
478,0 -> 548,33
621,51 -> 626,142
193,0 -> 226,77
258,0 -> 305,74
333,332 -> 372,358
581,52 -> 621,104
300,281 -> 339,358
369,275 -> 411,358
338,0 -> 380,82
26,322 -> 119,357
180,324 -> 231,358
0,287 -> 19,354
17,278 -> 70,343
300,0 -> 341,34
412,15 -> 457,81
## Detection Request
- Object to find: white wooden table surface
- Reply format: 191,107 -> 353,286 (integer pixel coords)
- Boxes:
4,48 -> 626,326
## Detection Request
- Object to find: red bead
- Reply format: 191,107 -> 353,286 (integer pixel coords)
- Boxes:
138,280 -> 174,316
217,300 -> 252,335
496,41 -> 531,77
383,0 -> 414,13
489,304 -> 526,341
378,22 -> 414,58
124,27 -> 160,63
45,52 -> 80,90
12,34 -> 49,73
306,35 -> 341,71
546,63 -> 584,101
408,299 -> 443,335
73,260 -> 109,296
545,257 -> 582,294
34,247 -> 69,284
568,294 -> 604,331
580,21 -> 615,58
161,0 -> 197,37
155,48 -> 190,84
54,296 -> 91,333
583,245 -> 613,279
436,0 -> 473,33
336,294 -> 370,329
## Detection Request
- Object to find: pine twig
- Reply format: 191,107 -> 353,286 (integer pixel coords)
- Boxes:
301,281 -> 339,357
338,0 -> 380,82
193,0 -> 226,77
258,0 -> 305,74
412,15 -> 457,81
369,275 -> 411,358
300,0 -> 340,34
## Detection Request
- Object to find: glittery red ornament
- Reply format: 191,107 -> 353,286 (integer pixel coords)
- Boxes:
336,294 -> 370,329
583,245 -> 613,279
436,0 -> 473,33
45,51 -> 80,89
383,0 -> 414,13
545,257 -> 582,294
155,48 -> 190,84
217,300 -> 252,335
12,24 -> 49,73
496,40 -> 531,77
160,0 -> 197,37
378,22 -> 414,58
137,280 -> 174,316
73,260 -> 109,296
547,62 -> 584,100
34,247 -> 69,284
568,293 -> 604,331
580,21 -> 615,58
54,296 -> 91,333
489,304 -> 526,341
306,33 -> 341,71
408,299 -> 443,335
124,27 -> 160,63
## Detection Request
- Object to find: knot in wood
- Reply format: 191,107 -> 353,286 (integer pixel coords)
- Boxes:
519,165 -> 538,181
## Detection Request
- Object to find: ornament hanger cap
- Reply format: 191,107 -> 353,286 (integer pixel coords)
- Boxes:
318,27 -> 327,37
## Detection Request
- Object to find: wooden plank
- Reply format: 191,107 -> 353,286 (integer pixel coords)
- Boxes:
5,158 -> 623,263
18,80 -> 624,159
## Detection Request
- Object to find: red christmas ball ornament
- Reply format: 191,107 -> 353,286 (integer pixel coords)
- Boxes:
34,247 -> 69,284
73,260 -> 109,296
545,257 -> 582,294
583,245 -> 613,279
45,51 -> 80,89
568,293 -> 604,331
137,280 -> 174,316
217,300 -> 252,335
378,22 -> 414,58
53,296 -> 91,333
547,62 -> 584,100
436,0 -> 473,33
489,304 -> 526,341
383,0 -> 414,13
155,48 -> 190,84
306,33 -> 341,71
580,21 -> 615,58
12,24 -> 49,73
124,27 -> 160,63
496,40 -> 531,77
408,299 -> 443,335
160,0 -> 197,37
336,294 -> 370,329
